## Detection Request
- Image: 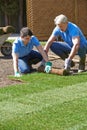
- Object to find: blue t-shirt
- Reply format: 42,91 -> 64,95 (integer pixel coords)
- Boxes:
52,22 -> 87,48
12,35 -> 40,58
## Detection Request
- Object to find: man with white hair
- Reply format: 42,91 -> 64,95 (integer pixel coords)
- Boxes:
44,14 -> 87,72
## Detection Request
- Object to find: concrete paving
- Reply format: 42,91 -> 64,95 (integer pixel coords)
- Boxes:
7,33 -> 20,40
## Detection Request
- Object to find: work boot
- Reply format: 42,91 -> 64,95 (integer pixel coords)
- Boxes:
28,64 -> 37,73
78,56 -> 86,73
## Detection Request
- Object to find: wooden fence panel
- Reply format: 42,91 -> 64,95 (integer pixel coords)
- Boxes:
26,0 -> 87,40
77,0 -> 87,37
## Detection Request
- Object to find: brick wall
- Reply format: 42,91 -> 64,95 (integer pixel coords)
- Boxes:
26,0 -> 87,40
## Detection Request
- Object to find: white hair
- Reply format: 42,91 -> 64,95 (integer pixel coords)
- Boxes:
54,14 -> 68,25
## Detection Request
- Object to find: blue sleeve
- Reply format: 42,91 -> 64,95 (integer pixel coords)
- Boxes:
31,36 -> 40,46
71,29 -> 80,37
52,26 -> 60,37
67,22 -> 80,38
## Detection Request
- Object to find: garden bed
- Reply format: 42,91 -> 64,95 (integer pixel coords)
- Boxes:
0,51 -> 87,87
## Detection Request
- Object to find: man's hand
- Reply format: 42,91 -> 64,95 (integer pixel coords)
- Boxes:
44,61 -> 52,73
64,58 -> 71,70
14,72 -> 21,77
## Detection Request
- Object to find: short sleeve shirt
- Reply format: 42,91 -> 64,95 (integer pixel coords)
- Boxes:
12,35 -> 40,58
52,22 -> 87,48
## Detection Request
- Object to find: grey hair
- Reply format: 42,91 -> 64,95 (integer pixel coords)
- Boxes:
54,14 -> 68,25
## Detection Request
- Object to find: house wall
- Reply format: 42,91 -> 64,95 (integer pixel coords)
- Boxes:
26,0 -> 87,40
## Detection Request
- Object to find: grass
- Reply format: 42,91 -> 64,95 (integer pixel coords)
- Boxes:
6,39 -> 15,43
40,41 -> 46,45
6,39 -> 46,45
0,73 -> 87,130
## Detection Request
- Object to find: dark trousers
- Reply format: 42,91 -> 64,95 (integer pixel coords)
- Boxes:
18,50 -> 42,73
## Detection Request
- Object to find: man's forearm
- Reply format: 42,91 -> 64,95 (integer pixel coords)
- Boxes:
13,60 -> 19,73
12,53 -> 19,74
44,42 -> 51,54
37,45 -> 48,62
44,35 -> 56,53
68,44 -> 79,59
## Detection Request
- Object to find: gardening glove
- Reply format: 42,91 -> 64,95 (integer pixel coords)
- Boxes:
14,72 -> 21,77
64,58 -> 71,70
44,61 -> 52,73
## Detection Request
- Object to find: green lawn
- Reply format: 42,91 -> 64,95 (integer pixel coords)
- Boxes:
0,73 -> 87,130
6,40 -> 46,45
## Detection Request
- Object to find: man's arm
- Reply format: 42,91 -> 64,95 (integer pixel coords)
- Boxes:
37,45 -> 53,73
44,35 -> 56,53
12,52 -> 19,74
36,45 -> 48,62
64,37 -> 80,70
68,36 -> 80,59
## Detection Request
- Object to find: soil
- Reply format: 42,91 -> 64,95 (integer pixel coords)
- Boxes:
0,52 -> 23,87
0,51 -> 87,88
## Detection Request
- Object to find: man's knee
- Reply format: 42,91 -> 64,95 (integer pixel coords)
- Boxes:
19,66 -> 31,74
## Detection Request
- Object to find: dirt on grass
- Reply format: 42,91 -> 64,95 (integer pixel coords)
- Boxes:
0,52 -> 23,87
0,51 -> 87,88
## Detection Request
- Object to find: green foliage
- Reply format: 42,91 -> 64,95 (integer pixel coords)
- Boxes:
6,39 -> 14,43
0,0 -> 19,15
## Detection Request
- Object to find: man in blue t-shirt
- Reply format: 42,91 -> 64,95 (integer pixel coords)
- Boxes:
12,27 -> 51,77
44,14 -> 87,72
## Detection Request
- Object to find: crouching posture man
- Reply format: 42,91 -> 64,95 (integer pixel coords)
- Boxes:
44,14 -> 87,72
12,27 -> 51,77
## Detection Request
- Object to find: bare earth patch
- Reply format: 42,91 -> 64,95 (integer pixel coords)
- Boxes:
0,51 -> 87,87
0,52 -> 23,87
